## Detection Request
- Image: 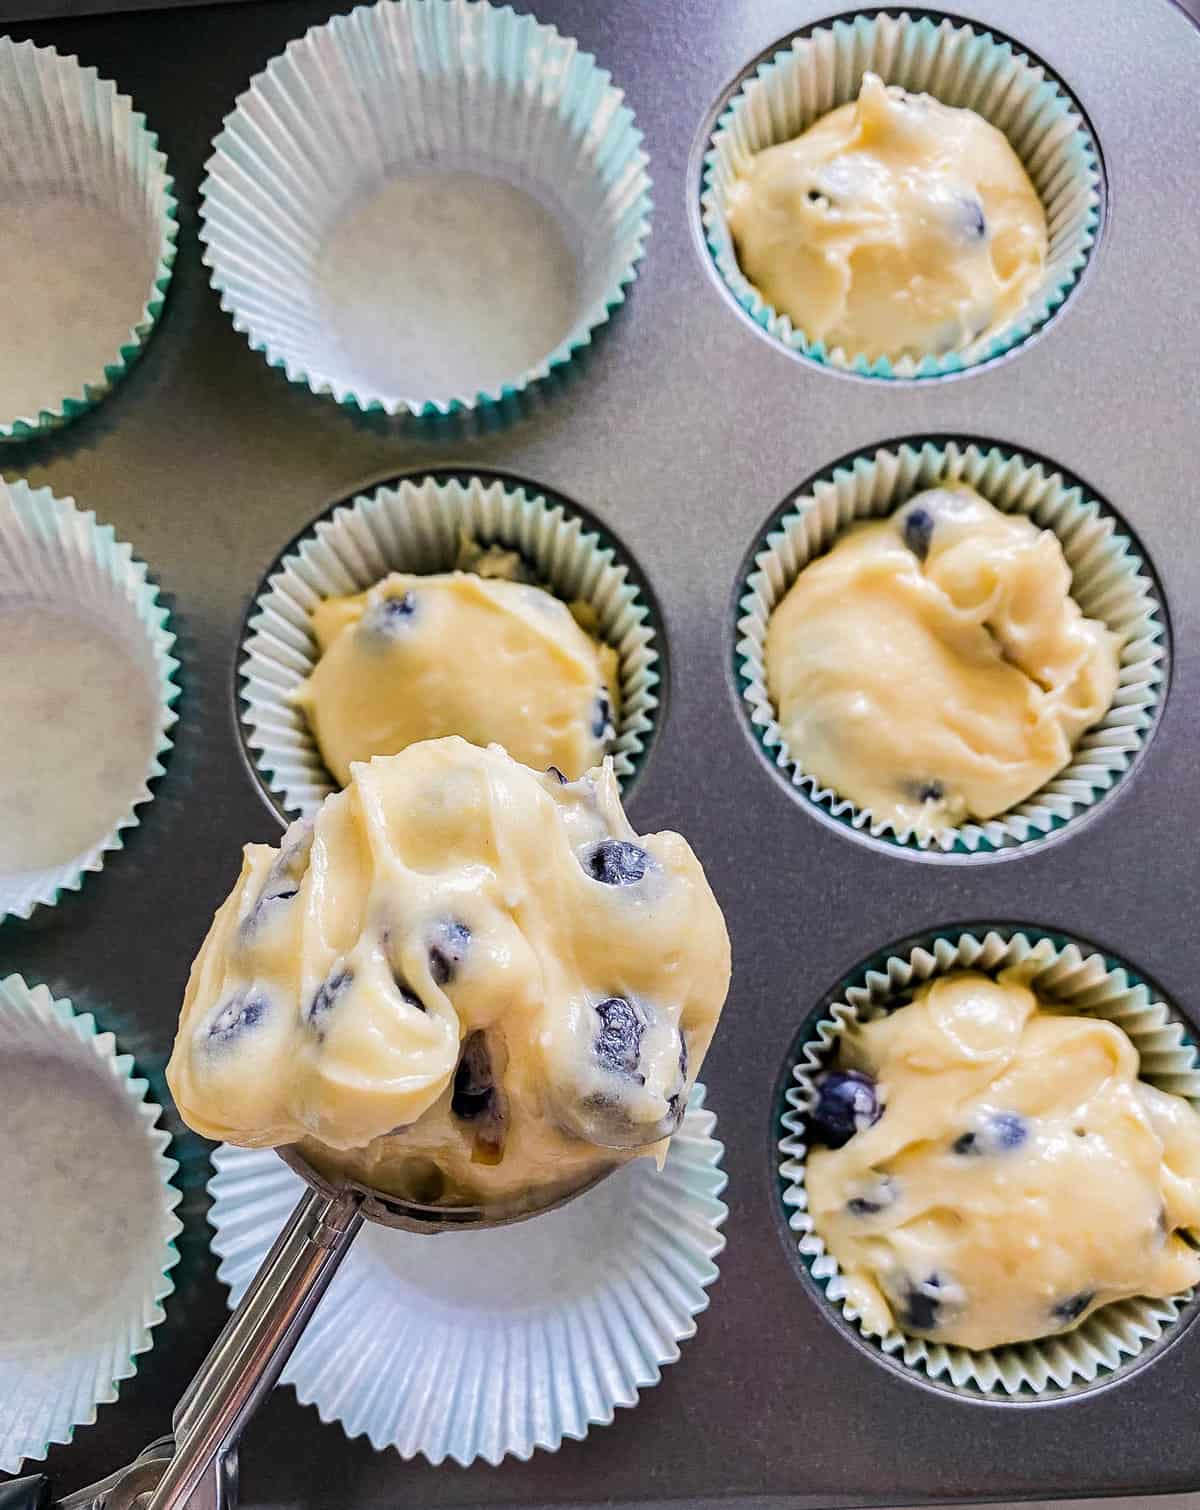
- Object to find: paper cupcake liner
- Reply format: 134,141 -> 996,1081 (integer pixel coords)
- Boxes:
0,479 -> 180,920
737,439 -> 1164,855
0,39 -> 177,439
701,11 -> 1101,378
0,975 -> 182,1471
239,473 -> 661,820
208,1083 -> 725,1464
200,0 -> 651,418
778,929 -> 1200,1399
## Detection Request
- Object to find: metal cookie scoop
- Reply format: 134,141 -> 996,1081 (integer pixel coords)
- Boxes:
4,1145 -> 618,1510
147,1144 -> 618,1510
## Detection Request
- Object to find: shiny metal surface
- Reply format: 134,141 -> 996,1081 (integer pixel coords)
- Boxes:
1,0 -> 1199,1507
146,1186 -> 363,1510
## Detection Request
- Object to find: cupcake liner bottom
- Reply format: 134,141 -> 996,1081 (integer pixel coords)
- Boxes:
0,192 -> 159,423
0,478 -> 178,921
316,168 -> 583,408
0,975 -> 181,1472
209,1084 -> 726,1464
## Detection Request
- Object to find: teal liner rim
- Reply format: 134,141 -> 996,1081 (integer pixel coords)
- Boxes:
199,0 -> 652,420
207,1083 -> 726,1464
0,481 -> 181,922
734,437 -> 1167,858
700,10 -> 1102,381
236,468 -> 664,825
775,926 -> 1200,1402
0,40 -> 179,442
0,974 -> 183,1470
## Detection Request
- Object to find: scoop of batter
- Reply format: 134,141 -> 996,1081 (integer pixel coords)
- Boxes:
807,971 -> 1200,1350
167,738 -> 730,1209
291,547 -> 619,785
726,72 -> 1047,362
764,483 -> 1120,836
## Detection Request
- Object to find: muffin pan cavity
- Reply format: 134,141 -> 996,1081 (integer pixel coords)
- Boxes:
237,472 -> 665,822
697,9 -> 1103,380
776,926 -> 1200,1400
734,438 -> 1167,859
0,38 -> 176,439
0,479 -> 178,920
201,0 -> 650,418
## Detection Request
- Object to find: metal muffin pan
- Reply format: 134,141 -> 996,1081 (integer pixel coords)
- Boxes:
1,0 -> 1198,1505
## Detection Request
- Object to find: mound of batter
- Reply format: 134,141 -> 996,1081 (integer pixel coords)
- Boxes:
726,72 -> 1047,362
291,543 -> 619,786
166,738 -> 730,1209
806,971 -> 1200,1350
764,483 -> 1120,835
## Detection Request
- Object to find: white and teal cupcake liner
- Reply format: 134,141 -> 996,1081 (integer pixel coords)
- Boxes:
779,929 -> 1200,1398
737,439 -> 1164,856
240,473 -> 661,820
0,479 -> 179,920
200,0 -> 651,419
702,11 -> 1101,378
208,1084 -> 725,1464
0,975 -> 181,1472
0,39 -> 177,439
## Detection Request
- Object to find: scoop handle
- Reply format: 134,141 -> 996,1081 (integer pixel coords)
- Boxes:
146,1183 -> 363,1510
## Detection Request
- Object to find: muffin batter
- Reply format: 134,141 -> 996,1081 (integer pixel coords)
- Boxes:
726,72 -> 1047,362
167,738 -> 730,1209
807,971 -> 1200,1350
764,484 -> 1120,835
291,550 -> 619,785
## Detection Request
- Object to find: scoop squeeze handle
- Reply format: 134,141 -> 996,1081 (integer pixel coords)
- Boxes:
145,1184 -> 363,1510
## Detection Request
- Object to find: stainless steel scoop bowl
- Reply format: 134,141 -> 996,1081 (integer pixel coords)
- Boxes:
145,1143 -> 619,1510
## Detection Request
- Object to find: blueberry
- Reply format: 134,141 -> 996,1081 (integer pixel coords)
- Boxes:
307,969 -> 352,1029
208,992 -> 267,1045
953,1112 -> 1028,1156
901,1275 -> 946,1333
248,823 -> 314,923
393,973 -> 426,1013
361,591 -> 416,638
451,1031 -> 496,1120
914,780 -> 944,804
429,920 -> 470,987
990,1112 -> 1028,1149
957,194 -> 987,240
594,996 -> 645,1080
666,1034 -> 689,1123
847,1176 -> 897,1216
592,691 -> 613,740
901,505 -> 935,560
584,839 -> 650,886
1052,1290 -> 1095,1325
810,1069 -> 882,1149
545,765 -> 568,784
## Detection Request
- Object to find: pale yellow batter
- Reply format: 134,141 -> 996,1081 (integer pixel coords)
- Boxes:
726,72 -> 1047,362
167,738 -> 730,1210
764,484 -> 1120,836
292,549 -> 619,786
808,972 -> 1200,1350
